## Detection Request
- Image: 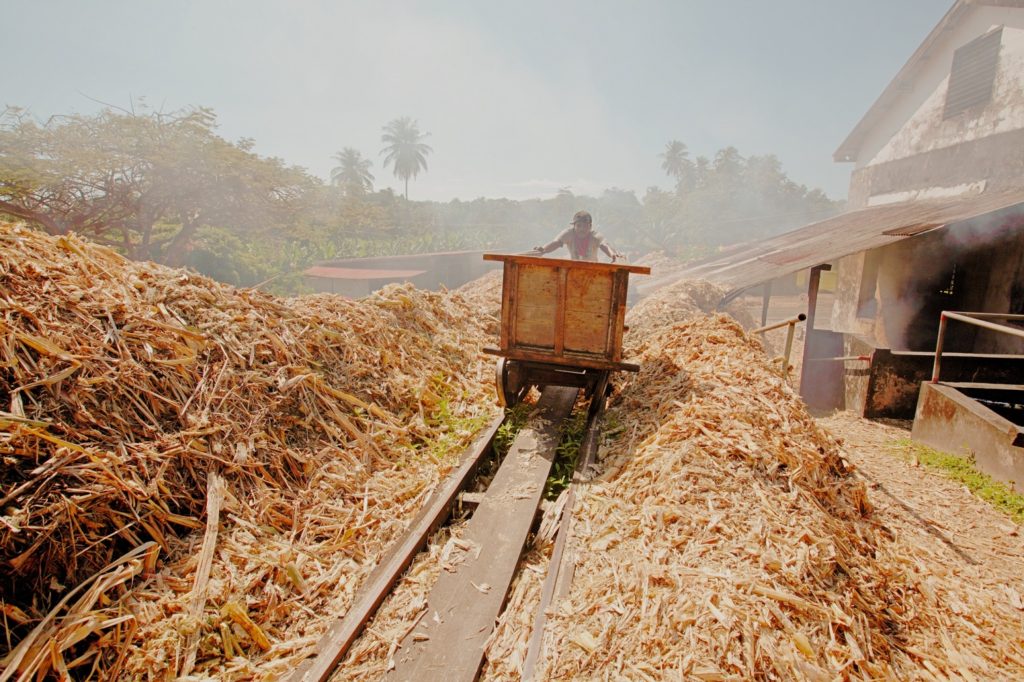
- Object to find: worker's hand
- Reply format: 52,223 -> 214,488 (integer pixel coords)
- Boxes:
530,246 -> 544,254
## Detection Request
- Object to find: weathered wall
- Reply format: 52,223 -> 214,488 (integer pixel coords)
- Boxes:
830,235 -> 962,350
842,335 -> 876,414
830,251 -> 879,338
849,7 -> 1024,208
848,128 -> 1024,207
976,219 -> 1024,353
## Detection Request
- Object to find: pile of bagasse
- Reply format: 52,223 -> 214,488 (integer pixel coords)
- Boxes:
2,223 -> 1022,680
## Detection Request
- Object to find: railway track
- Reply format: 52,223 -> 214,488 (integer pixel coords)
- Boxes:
291,383 -> 607,682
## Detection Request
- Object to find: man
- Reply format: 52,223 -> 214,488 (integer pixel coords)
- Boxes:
532,210 -> 621,262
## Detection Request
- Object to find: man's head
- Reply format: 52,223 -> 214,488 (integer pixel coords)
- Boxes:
571,210 -> 593,232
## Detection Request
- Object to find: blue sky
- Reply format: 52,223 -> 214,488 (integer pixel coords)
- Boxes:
5,1 -> 950,201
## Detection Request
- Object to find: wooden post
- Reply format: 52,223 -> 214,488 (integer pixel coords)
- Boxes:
760,280 -> 773,327
798,264 -> 831,396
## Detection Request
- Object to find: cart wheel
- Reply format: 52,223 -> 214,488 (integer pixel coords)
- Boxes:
495,358 -> 524,407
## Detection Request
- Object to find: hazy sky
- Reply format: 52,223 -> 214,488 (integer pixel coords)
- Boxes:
6,1 -> 950,202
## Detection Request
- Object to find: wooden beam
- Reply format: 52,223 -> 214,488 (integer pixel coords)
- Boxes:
290,413 -> 505,682
761,280 -> 773,327
387,387 -> 578,682
482,347 -> 640,373
798,263 -> 831,396
554,266 -> 567,355
499,262 -> 516,351
483,252 -> 651,276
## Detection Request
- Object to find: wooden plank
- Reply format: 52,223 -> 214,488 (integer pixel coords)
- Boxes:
554,266 -> 567,355
514,265 -> 558,349
565,269 -> 612,355
564,309 -> 609,355
499,262 -> 515,351
607,270 -> 629,362
290,413 -> 506,682
481,347 -> 640,372
387,386 -> 579,682
566,268 -> 613,313
483,252 -> 652,276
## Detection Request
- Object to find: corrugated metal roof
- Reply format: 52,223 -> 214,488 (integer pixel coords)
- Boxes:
645,188 -> 1024,296
304,266 -> 426,280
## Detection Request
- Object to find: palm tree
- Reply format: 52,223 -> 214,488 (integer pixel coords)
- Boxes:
380,117 -> 432,200
659,140 -> 690,179
330,148 -> 374,197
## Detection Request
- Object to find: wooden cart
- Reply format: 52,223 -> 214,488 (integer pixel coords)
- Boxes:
482,253 -> 650,406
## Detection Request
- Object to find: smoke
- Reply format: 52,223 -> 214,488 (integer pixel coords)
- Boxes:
876,204 -> 1024,351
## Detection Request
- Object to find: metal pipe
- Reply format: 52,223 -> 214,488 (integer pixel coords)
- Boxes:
944,312 -> 1024,321
932,311 -> 1024,383
942,311 -> 1024,339
751,313 -> 807,335
932,313 -> 949,383
806,355 -> 871,363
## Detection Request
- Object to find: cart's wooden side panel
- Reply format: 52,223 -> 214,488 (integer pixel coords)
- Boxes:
499,261 -> 517,350
564,268 -> 613,356
607,270 -> 630,362
553,267 -> 568,355
513,265 -> 559,349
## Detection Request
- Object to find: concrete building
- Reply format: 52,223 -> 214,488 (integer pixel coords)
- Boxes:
836,0 -> 1024,209
668,0 -> 1024,489
829,0 -> 1024,413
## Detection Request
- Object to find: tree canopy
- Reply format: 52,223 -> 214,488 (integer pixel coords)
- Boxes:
0,106 -> 314,266
330,147 -> 374,197
0,105 -> 843,292
639,142 -> 841,254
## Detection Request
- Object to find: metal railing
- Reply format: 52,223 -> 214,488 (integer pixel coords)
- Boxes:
806,355 -> 871,364
932,311 -> 1024,382
752,313 -> 806,369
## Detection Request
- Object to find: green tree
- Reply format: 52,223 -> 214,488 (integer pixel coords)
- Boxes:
659,140 -> 690,178
0,105 -> 314,266
380,117 -> 432,200
330,147 -> 374,197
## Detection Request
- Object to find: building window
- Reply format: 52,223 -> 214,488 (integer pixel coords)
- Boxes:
943,27 -> 1002,119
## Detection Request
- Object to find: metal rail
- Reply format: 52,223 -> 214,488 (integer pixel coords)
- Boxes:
932,311 -> 1024,382
522,375 -> 608,681
290,413 -> 505,682
291,386 -> 604,682
387,387 -> 579,681
751,313 -> 806,370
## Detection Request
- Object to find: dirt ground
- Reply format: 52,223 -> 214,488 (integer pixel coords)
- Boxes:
816,410 -> 1024,613
742,295 -> 1024,606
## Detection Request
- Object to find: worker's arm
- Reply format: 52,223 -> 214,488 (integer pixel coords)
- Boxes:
532,239 -> 562,255
600,242 -> 622,262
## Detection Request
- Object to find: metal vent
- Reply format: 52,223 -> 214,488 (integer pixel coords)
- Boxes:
943,28 -> 1002,119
